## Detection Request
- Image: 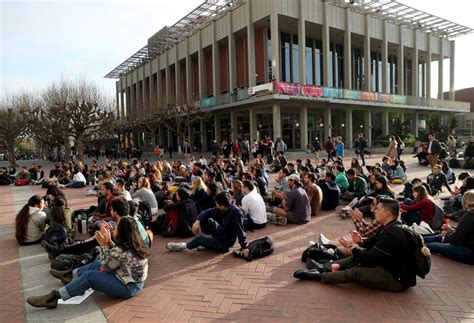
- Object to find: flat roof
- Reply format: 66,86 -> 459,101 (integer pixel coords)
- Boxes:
105,0 -> 473,80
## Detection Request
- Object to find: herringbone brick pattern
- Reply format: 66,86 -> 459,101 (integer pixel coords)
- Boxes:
1,155 -> 474,322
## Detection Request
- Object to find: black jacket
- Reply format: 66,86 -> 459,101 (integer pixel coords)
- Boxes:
429,139 -> 442,155
352,220 -> 416,288
163,198 -> 197,238
445,211 -> 474,251
318,180 -> 340,210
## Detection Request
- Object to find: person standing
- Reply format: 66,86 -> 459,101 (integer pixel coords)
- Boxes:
324,137 -> 335,162
447,135 -> 457,157
335,137 -> 345,159
357,133 -> 368,166
427,133 -> 442,170
386,136 -> 398,162
312,137 -> 321,162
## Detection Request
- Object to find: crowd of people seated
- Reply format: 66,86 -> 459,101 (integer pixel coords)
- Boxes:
9,132 -> 474,310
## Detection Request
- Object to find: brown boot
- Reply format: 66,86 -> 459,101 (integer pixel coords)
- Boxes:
50,268 -> 73,284
27,290 -> 59,309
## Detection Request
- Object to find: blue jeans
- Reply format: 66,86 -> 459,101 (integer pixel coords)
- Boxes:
65,180 -> 85,188
424,235 -> 474,265
58,260 -> 144,300
186,218 -> 228,252
401,199 -> 421,226
359,148 -> 366,165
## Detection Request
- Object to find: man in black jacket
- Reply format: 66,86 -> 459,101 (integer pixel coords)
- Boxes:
294,196 -> 416,292
427,132 -> 442,170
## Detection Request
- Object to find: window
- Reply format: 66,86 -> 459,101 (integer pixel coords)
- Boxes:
314,40 -> 323,86
306,38 -> 314,85
292,35 -> 299,83
267,30 -> 272,81
281,33 -> 291,82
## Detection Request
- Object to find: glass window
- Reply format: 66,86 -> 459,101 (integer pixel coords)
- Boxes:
314,40 -> 323,86
306,38 -> 314,85
281,33 -> 291,82
292,35 -> 299,83
267,30 -> 272,81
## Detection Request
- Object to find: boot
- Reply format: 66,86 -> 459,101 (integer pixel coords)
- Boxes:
42,240 -> 62,260
293,269 -> 322,281
50,268 -> 73,284
306,259 -> 331,272
27,290 -> 59,309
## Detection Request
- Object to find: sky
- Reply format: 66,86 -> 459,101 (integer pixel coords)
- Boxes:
1,0 -> 474,98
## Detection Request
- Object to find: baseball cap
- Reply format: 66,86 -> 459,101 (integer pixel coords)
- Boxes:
288,174 -> 300,183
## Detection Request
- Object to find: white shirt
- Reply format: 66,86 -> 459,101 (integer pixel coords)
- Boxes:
427,140 -> 433,154
73,171 -> 86,183
26,206 -> 46,242
120,190 -> 132,201
241,190 -> 267,224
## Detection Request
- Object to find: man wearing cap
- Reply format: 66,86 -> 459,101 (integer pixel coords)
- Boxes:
272,173 -> 311,225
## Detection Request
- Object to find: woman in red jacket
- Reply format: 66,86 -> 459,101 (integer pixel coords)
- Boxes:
400,185 -> 434,226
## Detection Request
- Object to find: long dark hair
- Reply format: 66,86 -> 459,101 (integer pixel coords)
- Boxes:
15,195 -> 43,245
115,216 -> 148,259
50,196 -> 66,226
46,185 -> 68,207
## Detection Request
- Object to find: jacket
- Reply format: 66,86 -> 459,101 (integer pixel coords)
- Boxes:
428,139 -> 442,155
352,220 -> 416,288
163,198 -> 197,237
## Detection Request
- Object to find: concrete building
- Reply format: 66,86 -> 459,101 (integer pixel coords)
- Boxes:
444,87 -> 474,137
106,0 -> 472,150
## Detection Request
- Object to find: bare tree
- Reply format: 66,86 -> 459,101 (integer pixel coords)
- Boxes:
0,93 -> 34,166
162,103 -> 205,149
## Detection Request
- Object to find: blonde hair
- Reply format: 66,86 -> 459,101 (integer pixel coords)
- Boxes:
138,177 -> 150,189
192,176 -> 208,193
463,190 -> 474,211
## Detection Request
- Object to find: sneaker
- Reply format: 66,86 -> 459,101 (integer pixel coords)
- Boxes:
196,246 -> 207,251
166,242 -> 187,252
318,233 -> 331,245
275,216 -> 287,226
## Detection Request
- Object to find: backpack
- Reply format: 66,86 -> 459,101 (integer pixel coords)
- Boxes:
233,236 -> 274,261
15,179 -> 28,186
400,224 -> 431,279
301,243 -> 341,263
50,249 -> 99,270
429,202 -> 446,231
138,200 -> 152,229
44,224 -> 68,248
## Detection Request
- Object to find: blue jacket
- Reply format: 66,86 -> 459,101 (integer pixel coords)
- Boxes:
336,142 -> 345,157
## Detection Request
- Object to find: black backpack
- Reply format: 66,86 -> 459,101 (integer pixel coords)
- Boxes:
400,224 -> 431,279
301,243 -> 341,263
138,200 -> 152,229
44,224 -> 68,249
233,236 -> 274,261
50,249 -> 99,270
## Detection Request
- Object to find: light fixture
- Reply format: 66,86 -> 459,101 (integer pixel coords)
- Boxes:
295,122 -> 300,127
341,123 -> 345,127
319,123 -> 324,127
360,124 -> 364,128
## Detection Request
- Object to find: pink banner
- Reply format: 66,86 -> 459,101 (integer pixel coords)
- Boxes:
301,85 -> 323,97
274,82 -> 301,95
361,91 -> 377,101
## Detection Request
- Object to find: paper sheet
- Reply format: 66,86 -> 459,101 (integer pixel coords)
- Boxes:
58,288 -> 94,305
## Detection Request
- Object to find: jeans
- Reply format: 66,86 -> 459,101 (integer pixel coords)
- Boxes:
321,257 -> 405,292
359,148 -> 366,165
58,260 -> 144,300
401,198 -> 421,226
424,235 -> 474,265
65,180 -> 85,188
186,218 -> 228,252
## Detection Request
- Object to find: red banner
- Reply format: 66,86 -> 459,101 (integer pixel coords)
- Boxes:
301,85 -> 323,97
361,91 -> 377,101
273,82 -> 301,95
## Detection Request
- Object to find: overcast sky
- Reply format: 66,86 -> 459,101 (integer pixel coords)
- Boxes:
1,0 -> 473,98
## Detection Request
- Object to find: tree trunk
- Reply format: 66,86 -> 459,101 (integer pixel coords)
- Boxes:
8,144 -> 16,167
77,134 -> 84,162
64,136 -> 71,162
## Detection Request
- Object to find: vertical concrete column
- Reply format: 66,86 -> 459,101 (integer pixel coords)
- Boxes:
426,36 -> 432,98
246,0 -> 256,87
212,21 -> 220,97
116,83 -> 120,119
185,38 -> 192,105
272,103 -> 282,140
249,108 -> 257,143
228,11 -> 237,92
300,106 -> 308,149
141,71 -> 147,115
198,30 -> 205,100
214,115 -> 221,144
397,26 -> 404,95
120,87 -> 125,119
345,108 -> 353,147
364,15 -> 371,91
175,48 -> 181,106
449,41 -> 455,101
411,30 -> 419,97
322,1 -> 330,87
298,0 -> 307,85
344,8 -> 352,90
382,21 -> 388,93
149,62 -> 153,114
156,55 -> 162,109
270,12 -> 280,81
165,52 -> 170,105
230,111 -> 238,140
382,110 -> 389,136
200,119 -> 207,151
364,110 -> 372,146
438,38 -> 444,99
324,107 -> 332,139
414,112 -> 419,137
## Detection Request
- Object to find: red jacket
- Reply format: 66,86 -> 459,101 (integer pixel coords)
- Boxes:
400,198 -> 434,223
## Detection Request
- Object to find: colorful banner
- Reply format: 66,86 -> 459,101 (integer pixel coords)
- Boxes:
248,82 -> 273,96
392,95 -> 407,104
378,93 -> 393,103
343,89 -> 361,100
273,82 -> 301,95
301,85 -> 323,97
200,97 -> 215,108
361,91 -> 377,101
323,87 -> 343,99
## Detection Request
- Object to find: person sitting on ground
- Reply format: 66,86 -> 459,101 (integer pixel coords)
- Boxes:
294,196 -> 417,292
131,177 -> 158,215
400,185 -> 435,226
304,172 -> 323,217
241,181 -> 267,231
15,195 -> 46,245
423,190 -> 474,265
114,178 -> 132,201
252,167 -> 268,197
381,156 -> 392,178
390,160 -> 407,183
230,180 -> 244,206
27,216 -> 149,309
317,172 -> 340,211
16,166 -> 31,184
166,192 -> 249,255
270,174 -> 311,225
161,188 -> 197,238
334,165 -> 349,192
444,173 -> 474,220
463,141 -> 474,169
64,166 -> 86,188
45,196 -> 74,240
30,165 -> 45,185
427,164 -> 452,195
441,161 -> 456,184
319,197 -> 384,257
340,169 -> 367,202
191,176 -> 208,212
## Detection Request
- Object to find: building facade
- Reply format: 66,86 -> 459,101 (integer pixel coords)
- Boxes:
106,0 -> 472,150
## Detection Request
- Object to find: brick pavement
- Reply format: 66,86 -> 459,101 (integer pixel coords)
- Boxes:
1,155 -> 474,322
